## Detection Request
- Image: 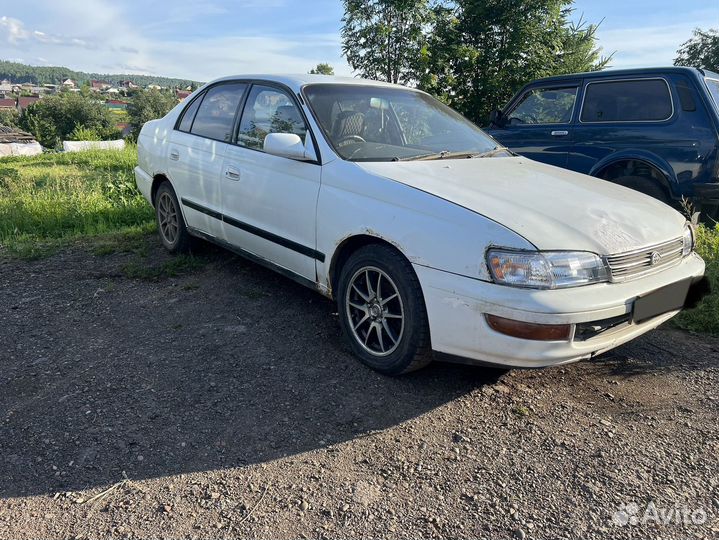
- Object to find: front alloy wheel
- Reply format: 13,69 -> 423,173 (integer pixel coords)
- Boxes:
337,244 -> 431,375
346,266 -> 405,357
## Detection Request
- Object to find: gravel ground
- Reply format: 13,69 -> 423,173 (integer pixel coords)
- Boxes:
1,237 -> 717,540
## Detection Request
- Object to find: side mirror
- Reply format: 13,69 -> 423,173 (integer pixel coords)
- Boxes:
489,109 -> 504,127
263,133 -> 316,161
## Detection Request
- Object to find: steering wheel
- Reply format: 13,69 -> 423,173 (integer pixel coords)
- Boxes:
337,134 -> 366,147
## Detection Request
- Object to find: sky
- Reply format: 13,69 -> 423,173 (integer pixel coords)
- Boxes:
0,0 -> 717,82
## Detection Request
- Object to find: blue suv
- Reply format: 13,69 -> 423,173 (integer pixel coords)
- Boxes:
486,67 -> 719,218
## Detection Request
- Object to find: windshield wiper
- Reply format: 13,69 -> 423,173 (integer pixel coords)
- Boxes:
400,146 -> 510,161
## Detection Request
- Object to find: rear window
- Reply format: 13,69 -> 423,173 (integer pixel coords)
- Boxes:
190,83 -> 247,142
705,78 -> 719,110
580,79 -> 673,123
177,92 -> 204,132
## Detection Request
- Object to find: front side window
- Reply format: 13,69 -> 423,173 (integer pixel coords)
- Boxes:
581,79 -> 673,123
190,82 -> 247,141
506,87 -> 578,125
303,84 -> 497,161
237,85 -> 307,150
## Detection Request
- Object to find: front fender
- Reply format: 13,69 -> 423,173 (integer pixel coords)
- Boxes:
316,160 -> 534,295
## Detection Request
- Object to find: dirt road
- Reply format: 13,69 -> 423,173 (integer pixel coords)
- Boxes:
1,237 -> 717,539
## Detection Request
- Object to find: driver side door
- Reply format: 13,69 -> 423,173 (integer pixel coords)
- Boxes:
489,83 -> 580,168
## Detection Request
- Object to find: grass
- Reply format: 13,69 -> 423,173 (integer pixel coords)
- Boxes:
675,223 -> 719,336
0,145 -> 155,258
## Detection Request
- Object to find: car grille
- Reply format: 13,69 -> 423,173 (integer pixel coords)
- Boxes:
606,238 -> 684,281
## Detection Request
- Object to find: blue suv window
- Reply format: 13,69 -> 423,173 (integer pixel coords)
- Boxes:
580,79 -> 673,123
506,87 -> 577,125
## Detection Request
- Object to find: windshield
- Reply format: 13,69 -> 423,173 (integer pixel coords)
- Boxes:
303,84 -> 498,162
705,78 -> 719,110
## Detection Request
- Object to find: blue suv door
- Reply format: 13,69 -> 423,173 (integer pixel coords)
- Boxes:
487,81 -> 581,168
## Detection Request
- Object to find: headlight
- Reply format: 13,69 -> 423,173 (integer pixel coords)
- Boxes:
487,249 -> 610,289
682,223 -> 695,257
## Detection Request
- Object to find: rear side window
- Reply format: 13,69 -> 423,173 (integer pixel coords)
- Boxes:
506,87 -> 578,125
190,83 -> 247,142
580,79 -> 673,123
177,92 -> 204,132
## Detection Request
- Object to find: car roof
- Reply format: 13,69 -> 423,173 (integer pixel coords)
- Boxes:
207,74 -> 406,92
528,66 -> 715,85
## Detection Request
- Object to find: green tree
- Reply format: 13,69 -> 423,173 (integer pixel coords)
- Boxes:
127,89 -> 177,138
309,63 -> 335,75
19,93 -> 117,148
675,28 -> 719,72
0,108 -> 20,128
341,0 -> 432,84
421,1 -> 610,124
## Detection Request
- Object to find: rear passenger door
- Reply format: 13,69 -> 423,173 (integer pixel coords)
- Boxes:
568,78 -> 675,174
490,84 -> 580,168
167,82 -> 247,239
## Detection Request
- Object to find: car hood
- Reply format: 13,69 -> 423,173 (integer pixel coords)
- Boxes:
357,156 -> 686,255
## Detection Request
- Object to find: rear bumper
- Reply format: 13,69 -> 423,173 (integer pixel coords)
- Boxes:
415,253 -> 706,368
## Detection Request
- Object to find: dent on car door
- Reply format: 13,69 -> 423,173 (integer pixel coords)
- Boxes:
167,82 -> 247,239
221,83 -> 322,281
492,85 -> 579,168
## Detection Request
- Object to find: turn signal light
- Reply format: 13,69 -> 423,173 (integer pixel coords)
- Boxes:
485,314 -> 571,341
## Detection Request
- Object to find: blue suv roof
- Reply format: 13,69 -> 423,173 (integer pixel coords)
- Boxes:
529,66 -> 719,84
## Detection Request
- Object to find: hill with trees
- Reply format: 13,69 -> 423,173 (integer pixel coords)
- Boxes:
0,60 -> 200,88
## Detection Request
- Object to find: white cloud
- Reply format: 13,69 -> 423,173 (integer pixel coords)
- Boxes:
0,16 -> 29,43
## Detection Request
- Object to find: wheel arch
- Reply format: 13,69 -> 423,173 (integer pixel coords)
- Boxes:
150,173 -> 171,207
589,152 -> 676,198
328,234 -> 414,300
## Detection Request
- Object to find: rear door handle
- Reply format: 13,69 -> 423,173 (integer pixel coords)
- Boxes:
169,149 -> 180,161
224,166 -> 241,180
551,130 -> 569,137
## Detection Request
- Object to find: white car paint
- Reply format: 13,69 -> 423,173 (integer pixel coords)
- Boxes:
135,74 -> 705,369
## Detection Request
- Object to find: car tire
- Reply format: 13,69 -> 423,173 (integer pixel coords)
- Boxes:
155,182 -> 191,253
612,175 -> 669,205
337,244 -> 432,375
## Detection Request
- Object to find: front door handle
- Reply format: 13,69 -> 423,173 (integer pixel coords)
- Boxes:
225,166 -> 241,181
169,149 -> 180,161
551,130 -> 569,137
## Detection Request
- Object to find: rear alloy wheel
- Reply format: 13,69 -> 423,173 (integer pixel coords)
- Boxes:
337,244 -> 431,375
155,182 -> 191,253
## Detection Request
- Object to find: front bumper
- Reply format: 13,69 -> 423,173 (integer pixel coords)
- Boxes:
415,253 -> 706,368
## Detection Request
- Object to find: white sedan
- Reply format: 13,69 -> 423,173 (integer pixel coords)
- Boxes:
135,75 -> 708,374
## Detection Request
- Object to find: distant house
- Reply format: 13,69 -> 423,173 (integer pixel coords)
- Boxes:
176,89 -> 191,101
0,83 -> 13,94
147,84 -> 162,90
120,80 -> 138,89
17,96 -> 40,111
62,78 -> 76,88
106,87 -> 120,95
91,80 -> 111,92
0,98 -> 16,109
106,99 -> 129,110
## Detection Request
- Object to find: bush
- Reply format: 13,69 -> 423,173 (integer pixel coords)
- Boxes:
675,224 -> 719,335
127,89 -> 177,139
69,125 -> 101,141
0,108 -> 20,128
19,93 -> 118,148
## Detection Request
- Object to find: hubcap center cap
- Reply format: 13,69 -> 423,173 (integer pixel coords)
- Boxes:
369,303 -> 382,319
